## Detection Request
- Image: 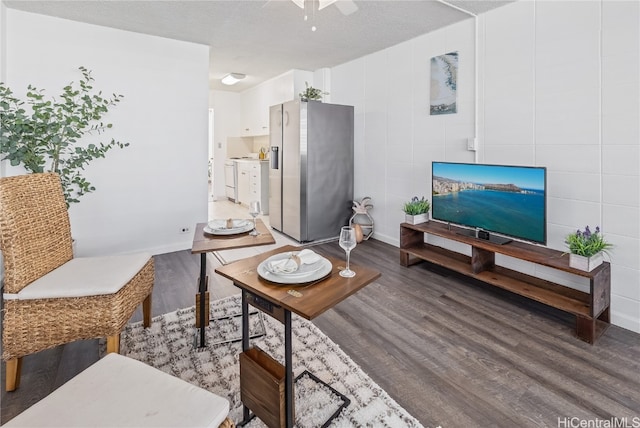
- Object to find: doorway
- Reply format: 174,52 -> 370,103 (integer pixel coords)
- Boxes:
208,108 -> 215,204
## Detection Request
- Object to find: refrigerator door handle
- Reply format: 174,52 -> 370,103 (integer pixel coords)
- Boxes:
270,146 -> 279,169
284,111 -> 289,126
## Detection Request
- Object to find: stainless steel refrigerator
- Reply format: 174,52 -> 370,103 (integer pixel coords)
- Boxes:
269,100 -> 354,242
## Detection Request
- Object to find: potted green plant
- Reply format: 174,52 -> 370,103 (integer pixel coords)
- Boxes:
299,82 -> 329,102
565,225 -> 612,271
403,196 -> 430,225
0,66 -> 129,206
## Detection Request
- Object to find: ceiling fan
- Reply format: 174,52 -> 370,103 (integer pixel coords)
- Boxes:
290,0 -> 359,16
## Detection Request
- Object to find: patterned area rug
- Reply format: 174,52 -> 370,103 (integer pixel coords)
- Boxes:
118,294 -> 424,427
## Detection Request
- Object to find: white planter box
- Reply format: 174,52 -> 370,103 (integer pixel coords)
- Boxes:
569,252 -> 604,272
405,213 -> 429,225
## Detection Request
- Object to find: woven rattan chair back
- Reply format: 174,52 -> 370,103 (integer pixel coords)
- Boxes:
1,173 -> 154,392
0,173 -> 73,294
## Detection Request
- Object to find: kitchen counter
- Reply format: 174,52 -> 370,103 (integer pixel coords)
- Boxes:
231,158 -> 269,163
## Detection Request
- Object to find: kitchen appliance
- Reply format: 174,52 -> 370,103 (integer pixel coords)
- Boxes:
224,159 -> 237,202
269,100 -> 354,242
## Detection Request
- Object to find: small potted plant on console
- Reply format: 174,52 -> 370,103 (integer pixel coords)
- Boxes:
403,196 -> 430,225
565,225 -> 612,271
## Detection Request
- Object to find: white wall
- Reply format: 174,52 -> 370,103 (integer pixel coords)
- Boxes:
600,0 -> 640,333
483,0 -> 639,334
331,18 -> 477,244
0,2 -> 6,86
4,10 -> 210,256
330,1 -> 640,333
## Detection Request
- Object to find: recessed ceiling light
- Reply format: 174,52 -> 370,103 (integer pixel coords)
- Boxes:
221,73 -> 246,86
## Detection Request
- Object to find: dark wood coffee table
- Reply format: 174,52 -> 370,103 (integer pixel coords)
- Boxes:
191,219 -> 275,347
215,244 -> 381,428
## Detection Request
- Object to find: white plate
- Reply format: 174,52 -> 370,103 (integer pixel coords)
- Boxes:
258,253 -> 333,284
204,219 -> 253,235
263,251 -> 323,277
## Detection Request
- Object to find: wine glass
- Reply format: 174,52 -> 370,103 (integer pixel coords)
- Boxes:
339,226 -> 357,277
249,200 -> 261,236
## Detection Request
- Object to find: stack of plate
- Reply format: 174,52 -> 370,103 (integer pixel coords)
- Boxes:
204,219 -> 253,235
258,251 -> 332,284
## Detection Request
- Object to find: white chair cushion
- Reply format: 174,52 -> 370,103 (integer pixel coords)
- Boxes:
7,253 -> 151,300
4,353 -> 230,428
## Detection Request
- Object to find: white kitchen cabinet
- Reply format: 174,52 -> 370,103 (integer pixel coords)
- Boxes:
236,161 -> 251,205
240,84 -> 269,137
249,161 -> 269,214
239,70 -> 314,137
236,160 -> 269,212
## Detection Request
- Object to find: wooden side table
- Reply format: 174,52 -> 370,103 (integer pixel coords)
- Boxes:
215,245 -> 381,428
190,219 -> 275,347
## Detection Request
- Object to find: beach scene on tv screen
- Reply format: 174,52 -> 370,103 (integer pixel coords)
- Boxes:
432,163 -> 546,243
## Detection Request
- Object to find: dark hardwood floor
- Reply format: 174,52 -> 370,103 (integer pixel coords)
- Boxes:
2,238 -> 640,427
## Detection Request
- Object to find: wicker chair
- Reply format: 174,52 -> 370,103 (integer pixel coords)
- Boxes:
0,173 -> 154,392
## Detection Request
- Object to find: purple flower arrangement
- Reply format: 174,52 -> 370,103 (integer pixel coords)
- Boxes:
403,196 -> 430,215
565,226 -> 613,257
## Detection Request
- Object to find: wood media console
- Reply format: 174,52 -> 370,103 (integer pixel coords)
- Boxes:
400,221 -> 611,344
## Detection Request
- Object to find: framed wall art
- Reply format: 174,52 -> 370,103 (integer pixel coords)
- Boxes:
430,51 -> 458,115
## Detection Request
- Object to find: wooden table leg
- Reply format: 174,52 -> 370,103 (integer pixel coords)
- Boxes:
195,252 -> 208,348
242,291 -> 251,423
284,310 -> 293,428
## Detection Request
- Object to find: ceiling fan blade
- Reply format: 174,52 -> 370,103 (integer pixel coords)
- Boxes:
318,0 -> 338,10
283,0 -> 358,15
335,0 -> 358,16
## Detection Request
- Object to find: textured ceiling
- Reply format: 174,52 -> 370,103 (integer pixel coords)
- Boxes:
3,0 -> 514,91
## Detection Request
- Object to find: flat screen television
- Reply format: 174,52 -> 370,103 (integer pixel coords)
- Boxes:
432,162 -> 547,245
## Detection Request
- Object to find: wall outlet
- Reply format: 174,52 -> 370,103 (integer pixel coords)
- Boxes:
179,226 -> 191,234
467,137 -> 477,151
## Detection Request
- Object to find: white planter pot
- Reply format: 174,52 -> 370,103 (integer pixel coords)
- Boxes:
569,252 -> 604,272
405,213 -> 429,225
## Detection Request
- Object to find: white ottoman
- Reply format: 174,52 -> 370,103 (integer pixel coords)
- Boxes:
5,353 -> 230,427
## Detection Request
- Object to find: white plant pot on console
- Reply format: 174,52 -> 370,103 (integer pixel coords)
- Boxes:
569,252 -> 604,272
405,213 -> 429,225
